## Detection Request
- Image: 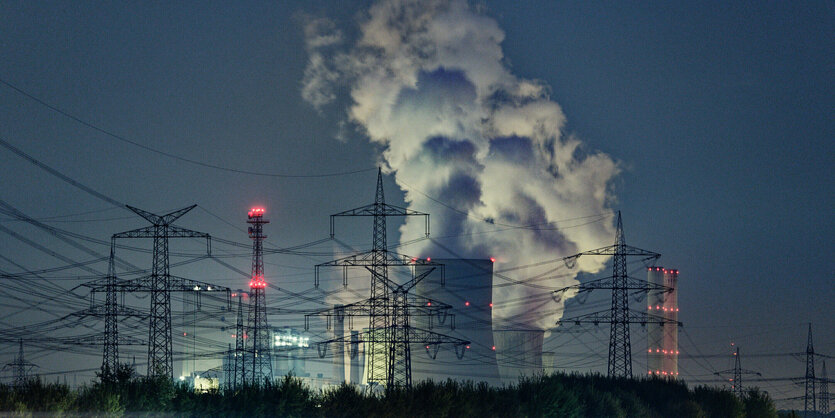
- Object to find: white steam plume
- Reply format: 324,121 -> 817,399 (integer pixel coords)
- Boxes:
302,0 -> 618,330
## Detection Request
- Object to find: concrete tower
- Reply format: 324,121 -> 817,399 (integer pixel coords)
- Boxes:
647,267 -> 679,378
414,259 -> 500,384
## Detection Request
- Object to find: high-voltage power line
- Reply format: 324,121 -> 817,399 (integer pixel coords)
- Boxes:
2,340 -> 36,388
246,208 -> 272,385
83,205 -> 232,379
554,212 -> 680,378
306,169 -> 469,388
715,345 -> 761,398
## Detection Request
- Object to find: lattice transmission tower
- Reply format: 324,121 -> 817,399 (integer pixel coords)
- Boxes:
805,323 -> 816,417
74,242 -> 147,379
715,345 -> 760,398
555,212 -> 680,378
3,340 -> 37,388
84,205 -> 231,379
102,245 -> 118,376
246,207 -> 272,385
821,360 -> 830,415
307,169 -> 468,388
233,293 -> 246,388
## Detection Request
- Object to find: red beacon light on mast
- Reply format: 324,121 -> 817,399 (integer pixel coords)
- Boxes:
248,207 -> 266,218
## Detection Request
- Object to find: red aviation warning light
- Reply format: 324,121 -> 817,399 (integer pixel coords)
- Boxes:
250,275 -> 267,289
248,207 -> 266,218
489,257 -> 496,263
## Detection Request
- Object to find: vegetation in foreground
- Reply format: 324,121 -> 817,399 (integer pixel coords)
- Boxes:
0,365 -> 781,417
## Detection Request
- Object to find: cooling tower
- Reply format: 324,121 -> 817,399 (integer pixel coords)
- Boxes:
414,259 -> 500,384
493,329 -> 545,384
332,304 -> 346,383
647,267 -> 679,378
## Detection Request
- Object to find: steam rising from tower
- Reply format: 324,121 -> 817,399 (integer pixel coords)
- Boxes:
302,0 -> 619,329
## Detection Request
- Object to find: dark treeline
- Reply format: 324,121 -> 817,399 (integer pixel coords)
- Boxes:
0,365 -> 784,417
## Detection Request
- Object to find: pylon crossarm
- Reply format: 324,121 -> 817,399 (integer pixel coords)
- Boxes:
408,326 -> 470,360
571,244 -> 660,259
305,299 -> 379,323
85,275 -> 149,292
125,205 -> 164,224
557,309 -> 681,327
112,225 -> 158,239
397,266 -> 436,293
86,274 -> 229,294
167,275 -> 230,293
164,225 -> 211,240
305,296 -> 450,324
313,326 -> 469,347
331,202 -> 427,218
160,204 -> 198,224
59,334 -> 145,346
407,295 -> 453,312
716,369 -> 761,376
330,204 -> 429,237
314,328 -> 378,348
554,274 -> 674,294
68,305 -> 148,318
317,250 -> 441,268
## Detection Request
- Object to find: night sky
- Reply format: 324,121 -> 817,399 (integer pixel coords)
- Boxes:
1,0 -> 832,408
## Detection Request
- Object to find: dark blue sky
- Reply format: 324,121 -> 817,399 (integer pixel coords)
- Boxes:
0,0 -> 832,406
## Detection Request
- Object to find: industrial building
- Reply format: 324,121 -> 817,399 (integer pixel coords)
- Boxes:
273,327 -> 311,378
414,259 -> 501,385
326,258 -> 556,386
331,305 -> 365,385
646,267 -> 679,378
493,329 -> 546,384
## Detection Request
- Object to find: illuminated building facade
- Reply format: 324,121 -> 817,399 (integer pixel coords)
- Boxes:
647,267 -> 679,378
274,327 -> 310,378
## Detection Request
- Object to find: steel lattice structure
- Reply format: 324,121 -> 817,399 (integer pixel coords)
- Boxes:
821,361 -> 830,415
102,244 -> 118,377
246,208 -> 272,385
554,212 -> 679,378
310,169 -> 468,388
307,267 -> 469,388
3,340 -> 36,388
233,294 -> 246,388
715,346 -> 760,398
83,205 -> 231,379
805,323 -> 816,417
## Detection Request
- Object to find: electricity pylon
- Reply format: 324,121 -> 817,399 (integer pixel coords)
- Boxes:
84,205 -> 231,378
74,242 -> 147,378
246,208 -> 272,385
233,293 -> 246,388
308,263 -> 468,388
3,340 -> 37,388
715,346 -> 761,398
309,169 -> 468,388
223,343 -> 234,391
805,323 -> 816,417
819,361 -> 829,415
554,212 -> 678,378
102,244 -> 118,377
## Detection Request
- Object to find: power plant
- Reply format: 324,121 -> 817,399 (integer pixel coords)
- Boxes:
414,259 -> 500,384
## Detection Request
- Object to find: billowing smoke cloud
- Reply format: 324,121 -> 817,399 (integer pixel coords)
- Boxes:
302,0 -> 618,330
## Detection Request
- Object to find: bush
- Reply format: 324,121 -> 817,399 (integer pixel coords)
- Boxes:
0,368 -> 778,417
